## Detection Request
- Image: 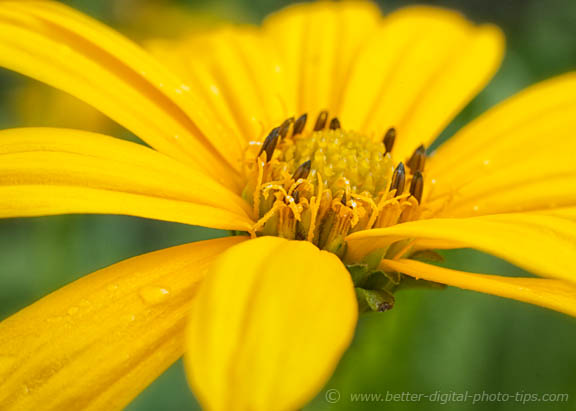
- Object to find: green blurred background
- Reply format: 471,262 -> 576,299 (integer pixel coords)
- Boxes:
1,0 -> 575,410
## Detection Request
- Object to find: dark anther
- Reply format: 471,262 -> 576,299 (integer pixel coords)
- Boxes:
293,113 -> 308,136
314,110 -> 329,131
291,160 -> 312,181
329,117 -> 341,130
407,144 -> 426,173
292,190 -> 300,204
278,117 -> 294,139
389,162 -> 406,195
258,127 -> 280,161
383,127 -> 396,154
340,194 -> 348,206
409,171 -> 424,204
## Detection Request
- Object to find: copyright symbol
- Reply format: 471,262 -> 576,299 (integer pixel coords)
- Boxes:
325,389 -> 341,403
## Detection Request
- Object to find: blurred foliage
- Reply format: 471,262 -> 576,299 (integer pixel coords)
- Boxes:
0,0 -> 575,410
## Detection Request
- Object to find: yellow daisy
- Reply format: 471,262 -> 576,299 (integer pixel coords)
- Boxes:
0,1 -> 575,410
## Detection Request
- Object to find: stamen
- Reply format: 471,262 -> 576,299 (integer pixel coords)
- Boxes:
329,117 -> 341,130
291,160 -> 312,181
314,110 -> 329,131
407,144 -> 426,172
293,190 -> 300,203
258,127 -> 280,161
383,127 -> 396,154
293,113 -> 308,136
389,162 -> 406,195
409,171 -> 424,203
245,117 -> 424,253
279,117 -> 295,139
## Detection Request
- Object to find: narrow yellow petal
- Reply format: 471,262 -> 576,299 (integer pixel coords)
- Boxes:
185,237 -> 358,411
347,213 -> 576,283
382,259 -> 576,317
340,6 -> 504,160
0,1 -> 241,185
0,236 -> 246,411
0,128 -> 252,230
427,73 -> 576,216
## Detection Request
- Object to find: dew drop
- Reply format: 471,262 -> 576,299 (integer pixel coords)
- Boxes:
181,83 -> 191,91
139,286 -> 171,305
472,205 -> 479,212
210,84 -> 220,95
67,306 -> 79,316
482,159 -> 491,166
126,314 -> 136,322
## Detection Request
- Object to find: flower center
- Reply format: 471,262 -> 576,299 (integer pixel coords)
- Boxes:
242,111 -> 426,258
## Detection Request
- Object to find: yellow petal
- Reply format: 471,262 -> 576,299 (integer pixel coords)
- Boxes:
347,212 -> 576,283
0,236 -> 246,410
0,1 -> 241,185
185,236 -> 358,411
340,6 -> 504,160
0,128 -> 253,231
264,1 -> 382,116
427,73 -> 576,216
382,259 -> 576,317
151,2 -> 382,145
150,27 -> 292,145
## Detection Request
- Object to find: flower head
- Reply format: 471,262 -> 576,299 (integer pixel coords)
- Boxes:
0,1 -> 575,410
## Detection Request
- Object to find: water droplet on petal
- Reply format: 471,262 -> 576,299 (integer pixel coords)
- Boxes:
67,306 -> 79,316
139,286 -> 171,305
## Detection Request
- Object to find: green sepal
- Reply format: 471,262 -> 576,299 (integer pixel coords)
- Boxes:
363,271 -> 400,292
355,287 -> 395,313
347,263 -> 372,287
409,249 -> 445,263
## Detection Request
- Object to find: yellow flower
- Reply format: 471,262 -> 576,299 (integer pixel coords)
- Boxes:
0,1 -> 575,410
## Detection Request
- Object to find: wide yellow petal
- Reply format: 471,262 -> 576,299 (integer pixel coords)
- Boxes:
185,236 -> 358,411
264,1 -> 382,116
149,27 -> 292,146
0,236 -> 246,411
427,73 -> 576,216
0,128 -> 252,230
339,6 -> 504,160
347,212 -> 576,283
0,1 -> 241,185
382,259 -> 576,317
150,2 -> 382,146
